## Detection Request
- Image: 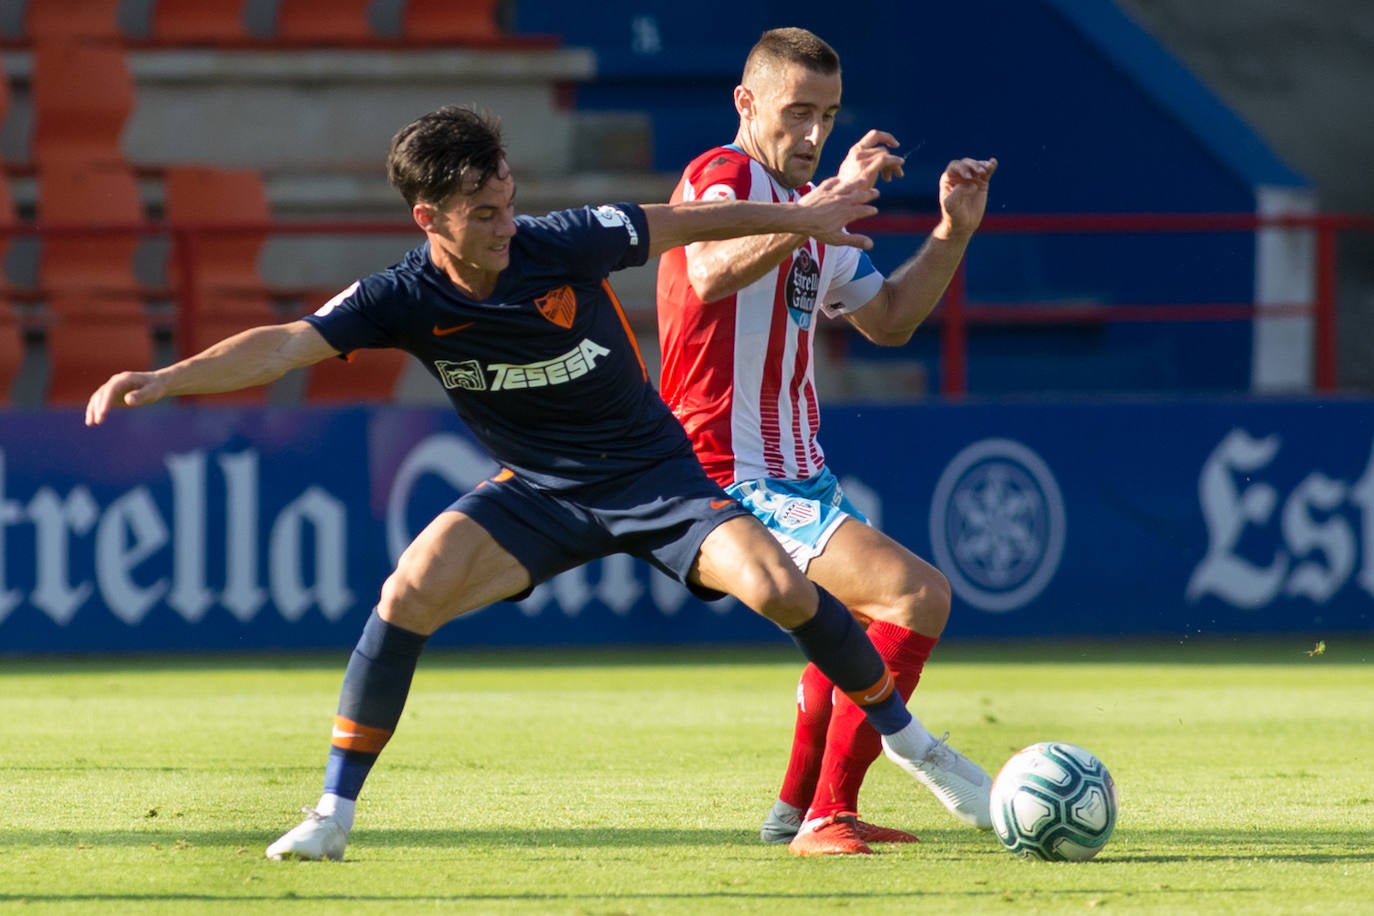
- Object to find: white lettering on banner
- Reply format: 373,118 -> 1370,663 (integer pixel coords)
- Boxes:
28,486 -> 99,626
96,487 -> 170,625
0,451 -> 26,623
1188,428 -> 1372,608
270,488 -> 352,622
0,447 -> 348,627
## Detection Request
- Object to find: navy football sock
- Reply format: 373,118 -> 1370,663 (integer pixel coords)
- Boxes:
785,587 -> 913,736
323,608 -> 429,800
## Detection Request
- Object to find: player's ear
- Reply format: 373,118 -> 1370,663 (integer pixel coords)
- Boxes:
412,202 -> 435,232
734,85 -> 754,120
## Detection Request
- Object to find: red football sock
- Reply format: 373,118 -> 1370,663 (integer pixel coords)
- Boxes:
775,663 -> 835,811
806,621 -> 938,821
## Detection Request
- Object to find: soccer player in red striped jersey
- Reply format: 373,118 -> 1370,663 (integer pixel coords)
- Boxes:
657,27 -> 999,856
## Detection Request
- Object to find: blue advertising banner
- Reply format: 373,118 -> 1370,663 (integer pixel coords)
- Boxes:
1,398 -> 1370,654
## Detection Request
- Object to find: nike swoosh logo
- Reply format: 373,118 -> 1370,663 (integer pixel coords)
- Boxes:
432,321 -> 476,336
710,499 -> 733,510
331,727 -> 364,740
863,673 -> 894,703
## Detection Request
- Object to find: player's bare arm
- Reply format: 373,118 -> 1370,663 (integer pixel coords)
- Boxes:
642,177 -> 879,259
683,135 -> 904,302
85,320 -> 339,426
846,157 -> 998,346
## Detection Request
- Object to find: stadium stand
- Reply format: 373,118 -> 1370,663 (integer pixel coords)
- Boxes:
148,0 -> 254,45
35,161 -> 156,405
162,165 -> 280,403
275,0 -> 377,44
0,178 -> 20,406
400,0 -> 501,43
0,51 -> 20,405
23,0 -> 122,41
29,40 -> 134,167
303,345 -> 409,403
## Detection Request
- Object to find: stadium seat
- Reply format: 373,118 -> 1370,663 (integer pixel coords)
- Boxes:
149,0 -> 254,44
304,347 -> 409,403
36,162 -> 145,297
275,0 -> 376,43
30,41 -> 134,168
0,300 -> 21,406
163,166 -> 279,403
401,0 -> 500,42
24,0 -> 123,40
0,60 -> 18,404
43,296 -> 155,406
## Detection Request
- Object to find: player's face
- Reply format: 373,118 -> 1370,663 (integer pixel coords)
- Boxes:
739,62 -> 841,188
419,160 -> 518,288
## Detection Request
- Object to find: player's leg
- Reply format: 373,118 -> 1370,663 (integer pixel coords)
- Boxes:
758,662 -> 833,843
804,520 -> 991,835
266,508 -> 531,861
690,515 -> 927,749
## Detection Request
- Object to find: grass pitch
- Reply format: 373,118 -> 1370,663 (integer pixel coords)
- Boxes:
1,636 -> 1371,914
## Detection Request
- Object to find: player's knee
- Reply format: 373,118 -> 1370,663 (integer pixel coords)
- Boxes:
734,560 -> 815,628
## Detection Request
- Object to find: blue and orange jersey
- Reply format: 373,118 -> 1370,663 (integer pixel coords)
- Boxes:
305,203 -> 694,490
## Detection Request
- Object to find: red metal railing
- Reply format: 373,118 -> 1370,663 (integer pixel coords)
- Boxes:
4,211 -> 1372,399
856,211 -> 1374,396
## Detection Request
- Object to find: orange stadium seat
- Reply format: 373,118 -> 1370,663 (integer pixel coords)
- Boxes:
0,59 -> 18,403
163,166 -> 279,403
30,41 -> 134,168
401,0 -> 500,42
37,162 -> 145,296
276,0 -> 376,43
35,163 -> 155,405
24,0 -> 123,40
305,346 -> 409,403
149,0 -> 253,44
43,296 -> 155,406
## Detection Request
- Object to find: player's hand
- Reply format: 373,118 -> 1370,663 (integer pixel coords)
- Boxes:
85,370 -> 168,426
798,176 -> 879,249
837,130 -> 905,188
936,157 -> 998,239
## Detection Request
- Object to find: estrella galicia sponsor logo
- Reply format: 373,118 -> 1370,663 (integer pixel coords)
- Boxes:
785,247 -> 820,329
929,438 -> 1066,612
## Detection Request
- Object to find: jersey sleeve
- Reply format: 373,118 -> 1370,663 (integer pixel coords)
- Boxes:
302,273 -> 401,356
819,247 -> 885,317
682,150 -> 751,203
525,203 -> 651,277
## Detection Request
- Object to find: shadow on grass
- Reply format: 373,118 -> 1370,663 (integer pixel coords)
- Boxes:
4,826 -> 1373,864
7,633 -> 1374,677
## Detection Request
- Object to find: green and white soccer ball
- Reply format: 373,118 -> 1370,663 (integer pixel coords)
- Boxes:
989,742 -> 1118,861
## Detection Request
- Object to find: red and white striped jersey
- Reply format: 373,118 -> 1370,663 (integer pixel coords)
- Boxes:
657,145 -> 884,486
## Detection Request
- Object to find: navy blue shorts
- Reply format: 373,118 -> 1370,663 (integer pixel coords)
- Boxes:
450,452 -> 753,600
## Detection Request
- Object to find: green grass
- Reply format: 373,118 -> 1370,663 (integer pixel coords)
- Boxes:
1,637 -> 1372,914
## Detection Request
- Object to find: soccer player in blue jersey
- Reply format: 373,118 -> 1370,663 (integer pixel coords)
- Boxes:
85,105 -> 967,862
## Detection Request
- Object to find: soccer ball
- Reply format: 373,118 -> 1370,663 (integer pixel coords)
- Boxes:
989,742 -> 1117,861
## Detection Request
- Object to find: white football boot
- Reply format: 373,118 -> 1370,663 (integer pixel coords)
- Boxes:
265,808 -> 348,861
883,731 -> 993,829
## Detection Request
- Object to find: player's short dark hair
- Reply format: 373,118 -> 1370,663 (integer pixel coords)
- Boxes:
742,27 -> 840,83
387,105 -> 506,207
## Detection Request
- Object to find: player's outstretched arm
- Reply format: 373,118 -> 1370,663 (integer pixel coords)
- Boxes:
642,177 -> 878,259
846,157 -> 998,346
680,141 -> 903,303
85,320 -> 340,426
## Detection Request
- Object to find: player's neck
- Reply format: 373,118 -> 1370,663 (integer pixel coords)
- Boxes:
430,249 -> 499,300
733,133 -> 797,193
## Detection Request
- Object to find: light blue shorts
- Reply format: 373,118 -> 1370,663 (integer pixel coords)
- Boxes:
725,467 -> 869,573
